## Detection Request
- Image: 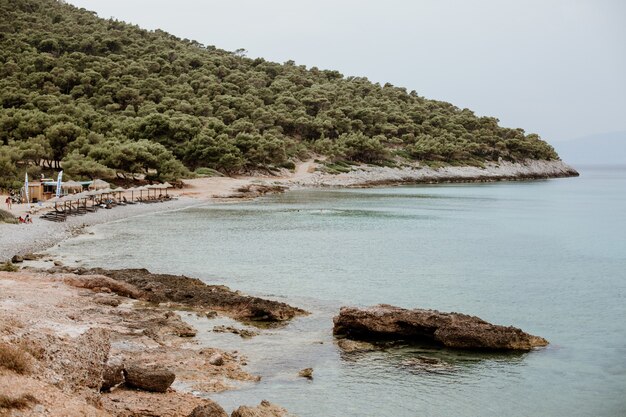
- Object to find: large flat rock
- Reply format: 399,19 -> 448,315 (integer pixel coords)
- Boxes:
333,304 -> 548,351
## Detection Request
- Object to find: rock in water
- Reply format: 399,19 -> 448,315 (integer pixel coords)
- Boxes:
298,368 -> 313,379
124,364 -> 175,392
333,304 -> 548,351
336,338 -> 376,353
188,401 -> 228,417
231,400 -> 294,417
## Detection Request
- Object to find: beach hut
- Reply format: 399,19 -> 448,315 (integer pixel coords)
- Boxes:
89,179 -> 110,190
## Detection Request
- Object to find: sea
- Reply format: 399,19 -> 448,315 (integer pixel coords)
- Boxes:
49,166 -> 626,417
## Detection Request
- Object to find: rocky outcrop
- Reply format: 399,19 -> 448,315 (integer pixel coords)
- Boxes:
333,304 -> 548,351
70,268 -> 307,322
123,364 -> 176,392
231,400 -> 294,417
33,327 -> 111,392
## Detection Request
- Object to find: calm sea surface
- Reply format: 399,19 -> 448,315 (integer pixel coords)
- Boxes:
50,167 -> 626,417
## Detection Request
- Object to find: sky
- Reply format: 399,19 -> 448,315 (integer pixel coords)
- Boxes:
66,0 -> 626,144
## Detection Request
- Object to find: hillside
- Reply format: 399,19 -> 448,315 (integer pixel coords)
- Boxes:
0,0 -> 561,189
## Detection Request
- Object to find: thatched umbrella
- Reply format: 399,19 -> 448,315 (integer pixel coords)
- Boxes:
47,196 -> 63,212
113,187 -> 125,202
126,187 -> 137,202
162,182 -> 173,196
136,186 -> 148,201
62,180 -> 83,193
89,179 -> 110,190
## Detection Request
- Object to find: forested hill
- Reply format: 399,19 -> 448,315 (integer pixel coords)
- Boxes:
0,0 -> 559,188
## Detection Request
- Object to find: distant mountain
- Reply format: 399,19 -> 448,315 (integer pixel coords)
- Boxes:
553,132 -> 626,166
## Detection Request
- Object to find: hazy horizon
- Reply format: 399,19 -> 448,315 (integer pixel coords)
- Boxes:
66,0 -> 625,144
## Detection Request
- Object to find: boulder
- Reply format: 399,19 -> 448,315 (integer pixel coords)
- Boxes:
101,357 -> 125,392
231,400 -> 294,417
124,364 -> 175,392
208,353 -> 224,366
333,304 -> 548,351
188,401 -> 228,417
11,255 -> 23,263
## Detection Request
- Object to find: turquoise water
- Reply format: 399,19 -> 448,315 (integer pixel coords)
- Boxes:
51,168 -> 626,416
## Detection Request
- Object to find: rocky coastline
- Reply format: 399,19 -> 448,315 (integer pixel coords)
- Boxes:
292,159 -> 579,188
0,266 -> 301,416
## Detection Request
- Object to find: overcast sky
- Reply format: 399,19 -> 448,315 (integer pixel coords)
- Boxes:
66,0 -> 626,143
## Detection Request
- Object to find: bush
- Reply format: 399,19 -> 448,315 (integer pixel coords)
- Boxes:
194,167 -> 224,177
0,209 -> 17,224
0,262 -> 18,272
0,394 -> 38,410
0,343 -> 31,374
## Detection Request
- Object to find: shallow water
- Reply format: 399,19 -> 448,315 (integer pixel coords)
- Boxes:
50,167 -> 626,417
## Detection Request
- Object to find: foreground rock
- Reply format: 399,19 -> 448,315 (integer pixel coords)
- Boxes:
124,364 -> 176,392
188,402 -> 228,417
333,304 -> 548,351
231,400 -> 295,417
69,268 -> 307,322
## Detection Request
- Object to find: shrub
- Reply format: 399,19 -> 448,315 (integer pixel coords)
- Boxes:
0,262 -> 18,272
0,394 -> 38,410
194,167 -> 224,177
0,209 -> 17,224
0,343 -> 31,374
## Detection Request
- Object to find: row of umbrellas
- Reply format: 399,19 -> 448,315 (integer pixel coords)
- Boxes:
59,179 -> 111,191
49,182 -> 173,203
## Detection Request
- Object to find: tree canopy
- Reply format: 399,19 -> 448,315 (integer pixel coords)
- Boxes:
0,0 -> 559,188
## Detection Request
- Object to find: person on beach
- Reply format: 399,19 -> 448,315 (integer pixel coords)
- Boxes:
24,214 -> 32,224
5,196 -> 11,210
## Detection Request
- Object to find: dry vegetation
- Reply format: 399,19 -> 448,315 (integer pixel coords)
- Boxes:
0,342 -> 31,374
0,393 -> 38,411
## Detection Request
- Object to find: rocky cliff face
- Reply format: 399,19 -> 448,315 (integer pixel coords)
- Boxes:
333,304 -> 548,351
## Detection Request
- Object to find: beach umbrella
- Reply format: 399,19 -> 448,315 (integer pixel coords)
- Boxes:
88,179 -> 110,190
147,184 -> 160,198
136,186 -> 148,200
113,186 -> 125,201
126,187 -> 137,201
47,196 -> 63,211
62,180 -> 83,192
162,182 -> 172,196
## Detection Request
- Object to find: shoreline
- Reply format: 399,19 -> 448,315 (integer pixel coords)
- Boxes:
1,159 -> 578,263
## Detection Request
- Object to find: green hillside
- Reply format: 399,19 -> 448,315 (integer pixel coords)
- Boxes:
0,0 -> 559,188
